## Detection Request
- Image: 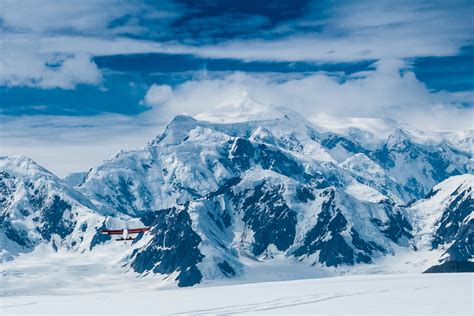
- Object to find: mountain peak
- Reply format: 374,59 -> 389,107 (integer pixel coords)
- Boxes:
0,155 -> 55,179
387,128 -> 412,149
194,91 -> 283,123
250,126 -> 276,145
170,114 -> 198,124
151,114 -> 200,146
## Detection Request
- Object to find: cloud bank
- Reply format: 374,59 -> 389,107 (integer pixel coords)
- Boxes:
1,0 -> 473,88
0,0 -> 179,89
143,60 -> 473,131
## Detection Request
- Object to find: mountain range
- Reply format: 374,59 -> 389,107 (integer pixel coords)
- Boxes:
1,105 -> 473,287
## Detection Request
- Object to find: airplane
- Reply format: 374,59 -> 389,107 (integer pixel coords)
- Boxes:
101,227 -> 150,241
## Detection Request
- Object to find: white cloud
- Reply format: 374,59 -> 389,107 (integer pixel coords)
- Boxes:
1,0 -> 472,90
0,33 -> 104,89
181,35 -> 457,62
1,0 -> 120,32
143,84 -> 174,106
0,0 -> 177,35
175,0 -> 473,62
0,1 -> 179,89
142,61 -> 474,131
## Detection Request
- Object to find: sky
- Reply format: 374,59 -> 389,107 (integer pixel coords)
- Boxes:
0,0 -> 473,176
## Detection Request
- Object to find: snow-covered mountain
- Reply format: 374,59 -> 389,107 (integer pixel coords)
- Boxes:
1,108 -> 472,286
410,174 -> 473,264
0,156 -> 102,261
320,127 -> 471,202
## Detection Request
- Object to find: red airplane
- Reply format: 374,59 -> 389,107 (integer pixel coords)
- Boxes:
101,227 -> 150,241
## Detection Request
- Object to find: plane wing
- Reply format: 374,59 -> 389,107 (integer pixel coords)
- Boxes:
101,228 -> 150,235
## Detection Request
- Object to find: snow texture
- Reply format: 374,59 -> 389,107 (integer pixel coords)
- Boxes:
1,272 -> 472,315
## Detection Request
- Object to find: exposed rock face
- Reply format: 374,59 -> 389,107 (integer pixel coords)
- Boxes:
0,156 -> 104,261
424,261 -> 474,273
131,206 -> 204,287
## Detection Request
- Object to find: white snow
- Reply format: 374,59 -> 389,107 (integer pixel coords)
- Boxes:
345,182 -> 386,203
1,273 -> 472,315
0,234 -> 463,316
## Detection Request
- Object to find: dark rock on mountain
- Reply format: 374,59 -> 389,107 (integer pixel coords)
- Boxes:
130,206 -> 204,287
239,181 -> 297,256
424,261 -> 474,273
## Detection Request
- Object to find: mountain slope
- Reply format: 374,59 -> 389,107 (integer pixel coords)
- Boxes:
0,156 -> 104,261
410,174 -> 473,266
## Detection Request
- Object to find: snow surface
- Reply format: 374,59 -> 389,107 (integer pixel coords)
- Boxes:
1,225 -> 466,314
1,273 -> 472,315
345,182 -> 387,203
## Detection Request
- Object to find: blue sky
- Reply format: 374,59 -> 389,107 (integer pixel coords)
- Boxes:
0,0 -> 473,176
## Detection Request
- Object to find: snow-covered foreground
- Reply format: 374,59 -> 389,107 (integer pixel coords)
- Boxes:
2,245 -> 468,315
2,273 -> 472,315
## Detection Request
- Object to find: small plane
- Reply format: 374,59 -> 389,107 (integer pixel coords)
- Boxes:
101,227 -> 150,241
